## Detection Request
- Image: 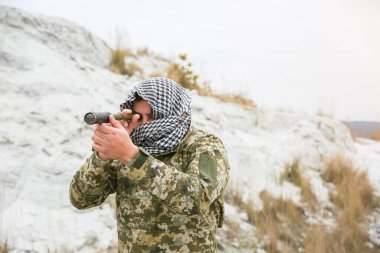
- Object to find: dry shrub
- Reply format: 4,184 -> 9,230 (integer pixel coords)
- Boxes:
304,225 -> 328,253
136,47 -> 150,56
207,93 -> 256,109
305,216 -> 378,253
125,62 -> 143,76
316,108 -> 334,119
252,191 -> 305,252
265,232 -> 279,253
328,210 -> 374,253
167,54 -> 256,109
370,128 -> 380,141
167,54 -> 204,92
0,240 -> 9,253
149,72 -> 164,78
224,181 -> 244,208
281,159 -> 317,209
109,48 -> 135,75
322,153 -> 375,219
224,218 -> 242,240
312,152 -> 379,253
244,199 -> 255,224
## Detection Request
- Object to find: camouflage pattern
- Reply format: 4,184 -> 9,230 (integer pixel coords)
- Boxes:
70,126 -> 230,252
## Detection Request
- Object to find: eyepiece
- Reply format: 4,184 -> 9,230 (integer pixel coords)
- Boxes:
84,112 -> 97,125
84,112 -> 111,125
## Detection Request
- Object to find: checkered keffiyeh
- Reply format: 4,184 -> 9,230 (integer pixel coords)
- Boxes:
120,77 -> 191,156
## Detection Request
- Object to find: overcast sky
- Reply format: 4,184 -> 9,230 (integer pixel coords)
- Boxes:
2,0 -> 380,121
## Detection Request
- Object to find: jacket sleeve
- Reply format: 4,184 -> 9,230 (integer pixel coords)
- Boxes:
69,152 -> 117,210
120,134 -> 230,215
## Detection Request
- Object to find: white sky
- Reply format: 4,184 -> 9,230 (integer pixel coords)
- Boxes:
2,0 -> 380,121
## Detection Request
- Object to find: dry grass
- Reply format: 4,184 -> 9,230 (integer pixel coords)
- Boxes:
0,240 -> 9,253
167,54 -> 203,92
305,211 -> 378,253
316,108 -> 334,119
136,47 -> 150,56
304,225 -> 328,253
223,153 -> 378,253
149,72 -> 164,78
243,199 -> 255,224
252,191 -> 305,252
322,153 -> 375,219
370,128 -> 380,141
280,158 -> 317,209
311,152 -> 379,253
224,181 -> 244,208
125,62 -> 143,76
206,93 -> 256,109
109,48 -> 135,75
224,217 -> 242,240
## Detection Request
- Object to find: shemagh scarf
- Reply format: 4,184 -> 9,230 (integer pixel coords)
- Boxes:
120,77 -> 192,156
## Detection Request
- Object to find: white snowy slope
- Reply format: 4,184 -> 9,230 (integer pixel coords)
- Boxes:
0,5 -> 379,253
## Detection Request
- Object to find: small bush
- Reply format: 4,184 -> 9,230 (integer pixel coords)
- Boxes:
316,152 -> 379,253
253,191 -> 305,252
322,153 -> 375,219
109,48 -> 135,75
125,62 -> 143,76
243,199 -> 255,224
0,240 -> 9,253
167,54 -> 204,92
304,225 -> 328,253
370,128 -> 380,141
281,159 -> 317,209
207,93 -> 256,109
136,47 -> 150,56
224,217 -> 242,240
224,181 -> 244,208
167,54 -> 256,109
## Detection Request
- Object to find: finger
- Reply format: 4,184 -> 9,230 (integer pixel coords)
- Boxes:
92,133 -> 105,144
122,109 -> 133,115
130,113 -> 140,124
96,123 -> 115,134
109,115 -> 124,129
120,120 -> 129,129
93,130 -> 112,141
91,142 -> 104,153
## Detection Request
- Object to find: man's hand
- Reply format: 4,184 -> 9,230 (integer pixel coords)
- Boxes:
92,115 -> 139,163
120,109 -> 141,135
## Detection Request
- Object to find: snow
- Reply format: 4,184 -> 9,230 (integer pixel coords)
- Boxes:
0,5 -> 380,252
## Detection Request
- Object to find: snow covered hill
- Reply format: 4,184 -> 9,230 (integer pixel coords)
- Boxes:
0,5 -> 379,253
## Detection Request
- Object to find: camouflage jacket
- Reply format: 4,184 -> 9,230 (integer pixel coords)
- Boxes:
70,126 -> 230,253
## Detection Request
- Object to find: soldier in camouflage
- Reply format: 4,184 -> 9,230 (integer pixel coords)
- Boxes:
70,77 -> 230,252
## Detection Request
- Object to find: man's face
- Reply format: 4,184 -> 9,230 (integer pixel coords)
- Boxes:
129,99 -> 154,130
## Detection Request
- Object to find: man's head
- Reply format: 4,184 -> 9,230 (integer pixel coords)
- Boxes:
120,77 -> 192,155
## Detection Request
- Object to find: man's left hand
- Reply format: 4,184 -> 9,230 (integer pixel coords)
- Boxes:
91,115 -> 139,163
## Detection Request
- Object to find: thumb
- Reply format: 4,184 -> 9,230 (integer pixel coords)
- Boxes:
109,115 -> 124,129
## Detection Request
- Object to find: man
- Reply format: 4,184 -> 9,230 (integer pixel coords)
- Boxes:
70,77 -> 230,252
